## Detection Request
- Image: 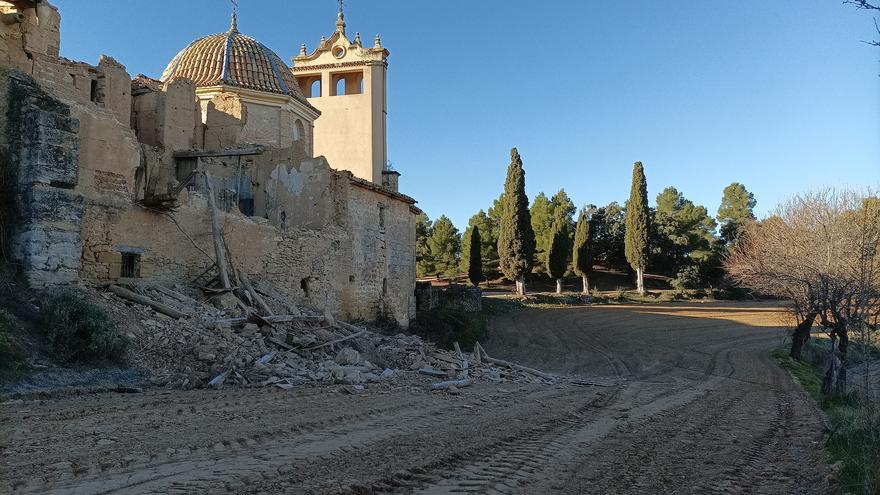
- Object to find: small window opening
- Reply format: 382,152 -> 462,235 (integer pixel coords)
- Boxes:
378,203 -> 386,230
89,79 -> 99,102
280,210 -> 288,230
293,119 -> 304,142
382,278 -> 388,296
121,253 -> 141,278
349,275 -> 355,283
310,80 -> 321,98
335,77 -> 346,96
300,277 -> 310,296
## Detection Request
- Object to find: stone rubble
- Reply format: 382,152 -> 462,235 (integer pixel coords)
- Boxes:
90,282 -> 556,391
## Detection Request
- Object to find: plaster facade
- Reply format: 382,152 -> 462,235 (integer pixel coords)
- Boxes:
0,1 -> 419,326
293,9 -> 389,185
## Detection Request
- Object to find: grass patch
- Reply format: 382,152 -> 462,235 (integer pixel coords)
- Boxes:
43,290 -> 128,363
773,348 -> 880,494
410,307 -> 488,352
481,296 -> 526,315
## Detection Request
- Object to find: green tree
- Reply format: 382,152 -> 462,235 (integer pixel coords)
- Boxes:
466,225 -> 482,286
550,189 -> 577,233
460,210 -> 499,275
487,192 -> 505,240
415,212 -> 433,277
590,202 -> 627,271
717,182 -> 757,247
497,148 -> 536,295
529,192 -> 553,268
546,221 -> 569,294
625,161 -> 650,295
531,189 -> 577,270
572,209 -> 594,293
652,186 -> 722,288
425,215 -> 460,277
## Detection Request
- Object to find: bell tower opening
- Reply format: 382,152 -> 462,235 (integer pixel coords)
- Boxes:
291,6 -> 388,185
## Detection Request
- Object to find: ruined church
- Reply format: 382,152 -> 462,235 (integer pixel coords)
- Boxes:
0,1 -> 420,326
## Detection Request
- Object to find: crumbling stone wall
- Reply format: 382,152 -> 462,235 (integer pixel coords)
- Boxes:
347,181 -> 417,325
131,76 -> 199,151
0,69 -> 82,285
0,0 -> 419,326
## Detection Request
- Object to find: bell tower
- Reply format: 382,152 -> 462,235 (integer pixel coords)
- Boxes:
292,3 -> 390,185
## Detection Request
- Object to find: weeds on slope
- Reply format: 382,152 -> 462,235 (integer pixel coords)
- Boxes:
774,349 -> 880,494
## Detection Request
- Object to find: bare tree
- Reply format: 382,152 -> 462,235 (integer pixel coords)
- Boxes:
845,0 -> 880,46
726,189 -> 880,396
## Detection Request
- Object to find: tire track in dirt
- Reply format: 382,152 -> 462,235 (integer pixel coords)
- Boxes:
2,302 -> 830,495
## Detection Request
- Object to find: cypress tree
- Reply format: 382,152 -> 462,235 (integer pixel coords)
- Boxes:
497,148 -> 535,295
624,161 -> 650,295
467,225 -> 482,287
546,221 -> 568,294
572,209 -> 593,293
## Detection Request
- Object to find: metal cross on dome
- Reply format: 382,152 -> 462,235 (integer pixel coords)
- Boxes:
229,0 -> 239,31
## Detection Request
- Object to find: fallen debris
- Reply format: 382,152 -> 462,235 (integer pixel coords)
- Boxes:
95,277 -> 561,392
432,379 -> 472,390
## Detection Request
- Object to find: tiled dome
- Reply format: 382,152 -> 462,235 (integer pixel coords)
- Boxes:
160,20 -> 306,102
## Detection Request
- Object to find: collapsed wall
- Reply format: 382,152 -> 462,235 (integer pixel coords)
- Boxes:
0,0 -> 418,327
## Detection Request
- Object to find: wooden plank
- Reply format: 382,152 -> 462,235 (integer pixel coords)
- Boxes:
203,169 -> 231,290
173,146 -> 264,159
210,314 -> 324,326
418,368 -> 448,377
109,285 -> 188,319
302,330 -> 367,351
239,270 -> 274,316
482,354 -> 555,381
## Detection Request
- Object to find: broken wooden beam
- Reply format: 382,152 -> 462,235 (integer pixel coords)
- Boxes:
418,368 -> 448,377
203,169 -> 231,290
482,355 -> 555,381
301,330 -> 367,351
239,270 -> 273,316
108,285 -> 188,319
173,146 -> 265,159
210,314 -> 325,326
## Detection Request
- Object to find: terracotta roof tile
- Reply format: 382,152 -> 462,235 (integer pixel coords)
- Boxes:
161,30 -> 308,106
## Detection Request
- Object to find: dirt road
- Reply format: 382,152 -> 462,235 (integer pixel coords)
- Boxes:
0,302 -> 830,494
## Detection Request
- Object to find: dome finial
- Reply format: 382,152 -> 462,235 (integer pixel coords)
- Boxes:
230,0 -> 238,32
336,0 -> 346,33
299,43 -> 307,56
374,34 -> 382,49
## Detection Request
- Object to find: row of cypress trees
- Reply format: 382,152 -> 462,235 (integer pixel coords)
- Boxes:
473,149 -> 651,296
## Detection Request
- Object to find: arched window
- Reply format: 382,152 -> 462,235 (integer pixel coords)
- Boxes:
335,77 -> 346,96
309,80 -> 321,98
293,119 -> 304,141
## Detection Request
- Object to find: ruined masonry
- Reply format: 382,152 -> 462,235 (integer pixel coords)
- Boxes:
0,1 -> 419,327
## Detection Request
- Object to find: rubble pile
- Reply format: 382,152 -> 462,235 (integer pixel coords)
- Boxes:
93,281 -> 558,391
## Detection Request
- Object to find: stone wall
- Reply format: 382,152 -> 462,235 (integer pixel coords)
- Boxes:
0,69 -> 82,285
0,0 -> 419,327
346,180 -> 417,325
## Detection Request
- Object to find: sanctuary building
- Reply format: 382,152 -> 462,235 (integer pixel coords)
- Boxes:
0,1 -> 419,326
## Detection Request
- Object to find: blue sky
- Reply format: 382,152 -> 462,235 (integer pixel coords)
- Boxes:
55,0 -> 880,229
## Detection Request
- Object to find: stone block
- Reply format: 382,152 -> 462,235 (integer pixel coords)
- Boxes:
19,184 -> 83,226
